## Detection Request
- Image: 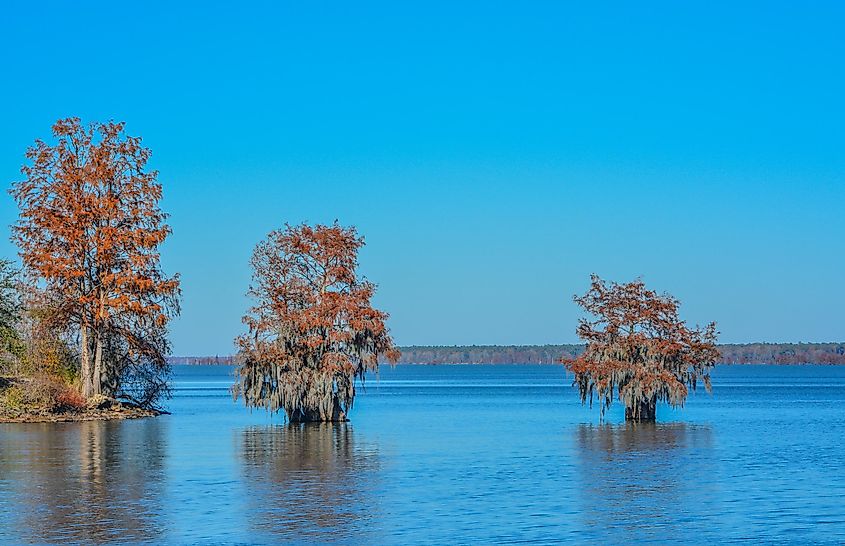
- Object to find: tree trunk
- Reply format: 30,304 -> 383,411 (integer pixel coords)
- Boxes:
80,326 -> 93,398
287,397 -> 348,423
625,398 -> 656,422
91,290 -> 106,397
92,330 -> 103,396
331,396 -> 347,422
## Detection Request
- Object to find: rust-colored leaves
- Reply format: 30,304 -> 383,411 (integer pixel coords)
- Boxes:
10,118 -> 180,403
562,275 -> 719,420
234,222 -> 399,421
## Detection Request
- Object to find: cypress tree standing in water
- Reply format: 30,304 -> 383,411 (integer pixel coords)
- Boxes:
233,223 -> 399,422
563,275 -> 719,421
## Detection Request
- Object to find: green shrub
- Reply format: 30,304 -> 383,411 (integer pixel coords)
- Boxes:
1,384 -> 25,412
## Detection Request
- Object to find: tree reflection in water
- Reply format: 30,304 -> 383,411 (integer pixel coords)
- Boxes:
0,419 -> 167,543
240,422 -> 381,542
574,422 -> 717,542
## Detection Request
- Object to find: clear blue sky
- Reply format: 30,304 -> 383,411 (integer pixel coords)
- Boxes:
1,2 -> 843,354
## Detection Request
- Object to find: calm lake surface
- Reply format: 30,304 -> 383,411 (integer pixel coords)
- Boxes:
2,364 -> 845,544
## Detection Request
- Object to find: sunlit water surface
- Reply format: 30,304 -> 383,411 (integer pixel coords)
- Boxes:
2,364 -> 845,544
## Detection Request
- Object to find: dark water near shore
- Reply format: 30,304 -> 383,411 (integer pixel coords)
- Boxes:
1,364 -> 845,544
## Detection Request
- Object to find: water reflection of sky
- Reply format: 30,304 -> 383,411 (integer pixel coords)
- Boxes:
239,423 -> 382,543
0,419 -> 167,543
574,423 -> 718,543
2,364 -> 845,543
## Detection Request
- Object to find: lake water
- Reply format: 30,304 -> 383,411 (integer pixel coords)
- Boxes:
1,364 -> 844,544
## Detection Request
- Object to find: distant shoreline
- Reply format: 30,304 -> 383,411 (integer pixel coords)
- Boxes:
169,342 -> 845,366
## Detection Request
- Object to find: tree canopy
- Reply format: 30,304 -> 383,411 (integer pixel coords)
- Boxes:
563,275 -> 719,421
234,222 -> 399,422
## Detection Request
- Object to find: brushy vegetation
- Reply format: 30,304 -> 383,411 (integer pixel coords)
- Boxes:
0,261 -> 87,418
0,376 -> 86,415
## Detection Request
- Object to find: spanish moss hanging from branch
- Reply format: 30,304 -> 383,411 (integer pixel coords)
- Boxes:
233,222 -> 400,422
562,275 -> 720,422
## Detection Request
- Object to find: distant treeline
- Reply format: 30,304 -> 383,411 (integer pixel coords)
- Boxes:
169,343 -> 845,366
168,355 -> 237,365
393,344 -> 845,365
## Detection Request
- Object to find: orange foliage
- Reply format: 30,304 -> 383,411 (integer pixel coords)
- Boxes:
53,385 -> 87,412
563,275 -> 719,421
234,223 -> 399,422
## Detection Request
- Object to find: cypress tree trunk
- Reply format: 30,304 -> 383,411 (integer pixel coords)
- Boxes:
287,396 -> 348,423
80,325 -> 93,398
331,397 -> 347,422
625,398 -> 656,422
92,291 -> 105,396
92,331 -> 103,396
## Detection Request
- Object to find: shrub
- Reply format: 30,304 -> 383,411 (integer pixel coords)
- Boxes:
0,375 -> 85,415
1,385 -> 25,412
53,386 -> 86,412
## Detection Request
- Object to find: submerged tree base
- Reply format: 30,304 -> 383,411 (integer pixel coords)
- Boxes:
286,403 -> 348,423
624,399 -> 657,422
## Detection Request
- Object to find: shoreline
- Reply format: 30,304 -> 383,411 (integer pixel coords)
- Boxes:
1,376 -> 166,424
175,361 -> 845,366
0,405 -> 163,424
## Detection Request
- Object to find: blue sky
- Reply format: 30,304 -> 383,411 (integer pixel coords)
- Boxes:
1,1 -> 843,354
